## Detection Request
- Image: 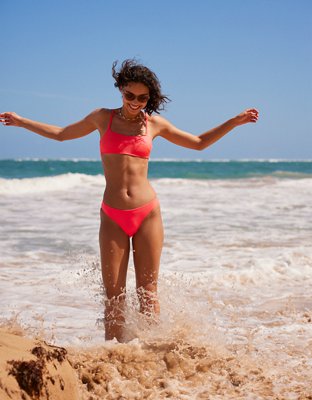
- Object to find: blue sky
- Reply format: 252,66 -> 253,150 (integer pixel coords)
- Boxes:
1,0 -> 311,160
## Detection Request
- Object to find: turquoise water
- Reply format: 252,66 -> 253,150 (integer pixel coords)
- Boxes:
0,159 -> 312,180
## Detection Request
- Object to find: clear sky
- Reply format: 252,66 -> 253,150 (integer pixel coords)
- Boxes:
1,0 -> 311,160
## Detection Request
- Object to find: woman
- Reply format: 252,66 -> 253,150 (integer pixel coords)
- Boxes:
0,59 -> 259,342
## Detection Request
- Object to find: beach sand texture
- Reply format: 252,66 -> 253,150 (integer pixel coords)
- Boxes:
0,329 -> 78,400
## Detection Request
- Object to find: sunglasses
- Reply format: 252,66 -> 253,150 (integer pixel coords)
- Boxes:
122,90 -> 150,103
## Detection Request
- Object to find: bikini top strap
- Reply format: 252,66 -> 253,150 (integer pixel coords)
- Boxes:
108,109 -> 114,130
145,112 -> 148,134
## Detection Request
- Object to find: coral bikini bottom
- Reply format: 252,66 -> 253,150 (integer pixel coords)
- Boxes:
101,197 -> 159,237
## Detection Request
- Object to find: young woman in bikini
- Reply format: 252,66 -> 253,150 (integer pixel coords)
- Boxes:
0,59 -> 259,342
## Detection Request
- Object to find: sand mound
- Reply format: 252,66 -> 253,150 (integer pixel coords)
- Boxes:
0,329 -> 78,400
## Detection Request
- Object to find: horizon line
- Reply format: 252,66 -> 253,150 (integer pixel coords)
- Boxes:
0,157 -> 312,163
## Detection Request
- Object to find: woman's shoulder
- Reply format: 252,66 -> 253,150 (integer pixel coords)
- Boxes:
147,114 -> 171,138
90,107 -> 112,118
147,113 -> 169,126
88,108 -> 114,124
148,114 -> 172,131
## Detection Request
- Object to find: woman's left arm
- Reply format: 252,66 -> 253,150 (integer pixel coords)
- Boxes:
156,108 -> 259,150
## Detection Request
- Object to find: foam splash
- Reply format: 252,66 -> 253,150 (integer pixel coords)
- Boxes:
2,264 -> 312,399
70,339 -> 275,400
74,270 -> 312,398
68,319 -> 312,400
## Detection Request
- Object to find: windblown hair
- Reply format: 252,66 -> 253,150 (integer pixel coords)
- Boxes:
112,59 -> 170,115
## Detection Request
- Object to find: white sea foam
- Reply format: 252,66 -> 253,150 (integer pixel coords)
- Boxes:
0,173 -> 104,195
0,173 -> 271,196
1,175 -> 312,397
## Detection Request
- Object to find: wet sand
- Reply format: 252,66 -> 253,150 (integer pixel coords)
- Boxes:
1,326 -> 312,399
0,328 -> 78,400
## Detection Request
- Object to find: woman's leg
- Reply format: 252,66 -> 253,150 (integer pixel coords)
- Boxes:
99,210 -> 130,341
132,205 -> 164,316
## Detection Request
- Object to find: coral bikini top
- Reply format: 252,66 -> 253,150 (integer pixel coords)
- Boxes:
100,110 -> 152,159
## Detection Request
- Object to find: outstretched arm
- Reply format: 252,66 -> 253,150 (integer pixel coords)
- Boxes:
0,109 -> 100,141
156,108 -> 259,150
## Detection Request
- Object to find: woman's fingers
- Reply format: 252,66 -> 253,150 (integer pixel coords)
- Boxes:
247,108 -> 259,114
0,112 -> 19,126
0,112 -> 10,124
0,113 -> 9,125
246,109 -> 259,123
235,108 -> 259,125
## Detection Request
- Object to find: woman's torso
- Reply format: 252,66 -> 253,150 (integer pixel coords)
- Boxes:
97,109 -> 157,209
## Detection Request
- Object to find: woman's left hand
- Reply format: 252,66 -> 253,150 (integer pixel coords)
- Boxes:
234,109 -> 259,126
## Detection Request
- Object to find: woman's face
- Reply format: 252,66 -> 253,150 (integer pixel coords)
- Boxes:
120,82 -> 150,116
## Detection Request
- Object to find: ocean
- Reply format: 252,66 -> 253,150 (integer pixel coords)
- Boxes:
1,158 -> 312,180
1,159 -> 312,399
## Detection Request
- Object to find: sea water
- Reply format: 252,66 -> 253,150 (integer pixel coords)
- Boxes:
0,160 -> 312,399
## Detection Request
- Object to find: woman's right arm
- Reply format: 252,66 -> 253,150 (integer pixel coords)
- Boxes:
0,109 -> 101,141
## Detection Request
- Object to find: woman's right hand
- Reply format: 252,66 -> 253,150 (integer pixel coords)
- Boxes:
0,112 -> 23,127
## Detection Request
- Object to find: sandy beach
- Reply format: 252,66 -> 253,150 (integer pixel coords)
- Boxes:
0,328 -> 78,400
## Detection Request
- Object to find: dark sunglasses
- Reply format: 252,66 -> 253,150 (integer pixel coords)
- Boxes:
122,90 -> 150,103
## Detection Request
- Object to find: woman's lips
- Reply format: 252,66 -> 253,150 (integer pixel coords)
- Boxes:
128,104 -> 141,111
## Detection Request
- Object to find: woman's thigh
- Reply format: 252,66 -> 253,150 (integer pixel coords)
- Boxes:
99,210 -> 130,298
132,205 -> 164,290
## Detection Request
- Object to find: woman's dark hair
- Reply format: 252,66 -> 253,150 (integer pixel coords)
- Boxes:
112,59 -> 170,115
